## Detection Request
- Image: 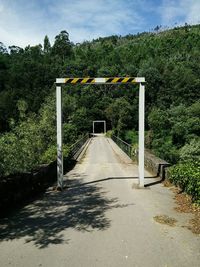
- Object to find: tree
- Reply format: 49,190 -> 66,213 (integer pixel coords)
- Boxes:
17,99 -> 28,120
9,46 -> 23,55
0,42 -> 8,54
52,30 -> 73,60
43,35 -> 51,53
0,54 -> 8,92
1,24 -> 200,176
106,98 -> 132,137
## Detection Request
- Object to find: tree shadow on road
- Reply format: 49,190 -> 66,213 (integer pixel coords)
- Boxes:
0,178 -> 133,249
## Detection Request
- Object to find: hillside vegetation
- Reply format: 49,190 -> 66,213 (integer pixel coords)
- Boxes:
0,25 -> 199,200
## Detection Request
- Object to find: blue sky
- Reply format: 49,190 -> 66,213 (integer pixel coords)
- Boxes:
0,0 -> 200,47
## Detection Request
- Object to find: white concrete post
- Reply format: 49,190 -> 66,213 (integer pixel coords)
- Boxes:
104,121 -> 106,133
56,86 -> 63,189
138,83 -> 145,187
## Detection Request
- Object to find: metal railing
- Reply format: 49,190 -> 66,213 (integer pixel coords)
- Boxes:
69,133 -> 90,159
111,135 -> 133,158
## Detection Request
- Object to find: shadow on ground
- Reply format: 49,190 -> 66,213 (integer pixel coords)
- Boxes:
67,175 -> 161,187
0,178 -> 133,249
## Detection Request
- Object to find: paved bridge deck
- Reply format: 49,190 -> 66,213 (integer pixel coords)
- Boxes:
0,136 -> 199,267
65,136 -> 157,186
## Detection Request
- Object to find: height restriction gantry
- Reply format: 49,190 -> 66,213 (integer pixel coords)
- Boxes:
56,77 -> 145,85
56,77 -> 145,190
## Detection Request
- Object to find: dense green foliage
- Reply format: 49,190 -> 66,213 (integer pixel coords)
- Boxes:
168,162 -> 200,204
148,101 -> 200,163
0,25 -> 199,181
168,131 -> 200,203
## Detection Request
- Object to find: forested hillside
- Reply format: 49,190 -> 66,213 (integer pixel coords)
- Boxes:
0,25 -> 199,186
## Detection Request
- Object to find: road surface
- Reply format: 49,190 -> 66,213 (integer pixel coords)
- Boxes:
0,136 -> 199,267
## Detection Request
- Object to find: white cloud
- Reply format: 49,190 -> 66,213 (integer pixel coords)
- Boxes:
0,0 -> 145,47
159,0 -> 200,26
186,0 -> 200,24
0,2 -> 4,13
0,0 -> 199,48
0,0 -> 48,47
49,0 -> 144,43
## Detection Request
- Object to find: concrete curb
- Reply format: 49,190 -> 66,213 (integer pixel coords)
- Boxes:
76,138 -> 92,161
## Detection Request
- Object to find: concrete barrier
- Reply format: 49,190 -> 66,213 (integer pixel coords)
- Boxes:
111,135 -> 170,180
0,136 -> 90,217
0,161 -> 57,216
0,159 -> 77,217
143,150 -> 171,179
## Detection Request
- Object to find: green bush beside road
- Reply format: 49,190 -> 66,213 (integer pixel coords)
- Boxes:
168,161 -> 200,204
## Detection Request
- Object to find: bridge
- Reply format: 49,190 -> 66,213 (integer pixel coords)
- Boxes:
66,134 -> 157,186
0,134 -> 199,267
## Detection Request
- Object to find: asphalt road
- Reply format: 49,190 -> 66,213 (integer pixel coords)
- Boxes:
0,136 -> 199,267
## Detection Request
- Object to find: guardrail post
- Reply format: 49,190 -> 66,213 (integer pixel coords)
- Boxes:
138,82 -> 145,187
56,85 -> 63,189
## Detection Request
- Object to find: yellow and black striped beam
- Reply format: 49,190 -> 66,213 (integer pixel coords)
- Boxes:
56,77 -> 145,85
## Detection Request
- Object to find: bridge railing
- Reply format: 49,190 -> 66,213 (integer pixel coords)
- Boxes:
111,135 -> 170,180
111,135 -> 133,158
69,133 -> 90,159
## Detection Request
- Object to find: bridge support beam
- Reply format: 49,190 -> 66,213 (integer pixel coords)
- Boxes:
138,83 -> 145,187
56,85 -> 63,189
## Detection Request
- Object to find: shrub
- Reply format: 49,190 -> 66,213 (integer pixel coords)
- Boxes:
0,136 -> 37,177
168,161 -> 200,204
148,102 -> 200,164
40,145 -> 57,164
180,138 -> 200,162
124,130 -> 138,145
151,136 -> 179,163
106,130 -> 113,138
63,123 -> 78,144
